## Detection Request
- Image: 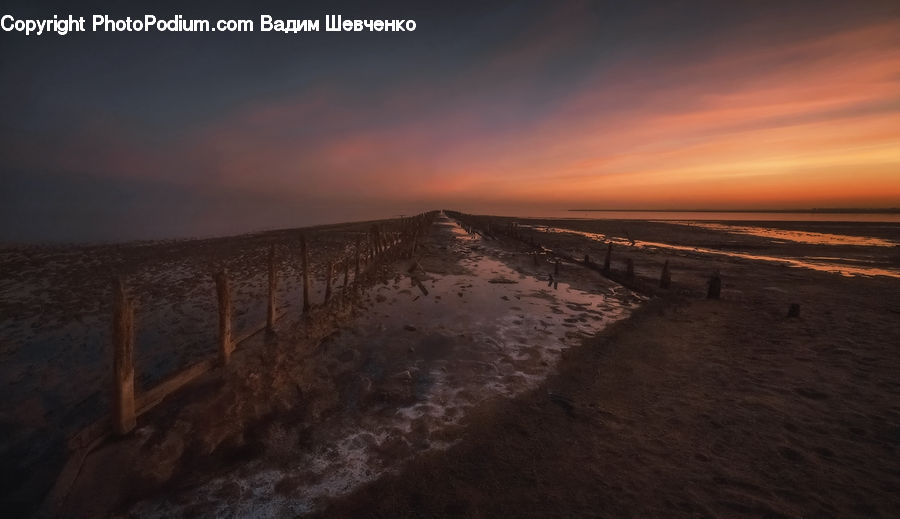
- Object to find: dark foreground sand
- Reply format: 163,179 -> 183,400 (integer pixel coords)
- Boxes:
316,216 -> 900,518
4,214 -> 900,517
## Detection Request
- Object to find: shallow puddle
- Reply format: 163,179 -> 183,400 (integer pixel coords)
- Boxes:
522,225 -> 900,279
671,222 -> 898,247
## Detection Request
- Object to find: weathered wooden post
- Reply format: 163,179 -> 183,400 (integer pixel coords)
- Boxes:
214,270 -> 233,365
707,272 -> 721,299
660,260 -> 671,289
603,242 -> 612,274
533,251 -> 539,266
355,236 -> 361,280
301,234 -> 310,313
267,244 -> 277,332
788,303 -> 800,318
626,258 -> 634,280
343,259 -> 349,290
554,260 -> 560,276
112,277 -> 136,435
324,261 -> 333,302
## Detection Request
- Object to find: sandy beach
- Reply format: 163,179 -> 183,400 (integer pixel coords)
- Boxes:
2,211 -> 898,517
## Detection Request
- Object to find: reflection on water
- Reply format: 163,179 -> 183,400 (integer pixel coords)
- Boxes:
507,210 -> 900,223
523,225 -> 900,279
673,222 -> 898,247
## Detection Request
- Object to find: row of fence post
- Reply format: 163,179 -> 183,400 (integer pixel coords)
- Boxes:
108,211 -> 438,436
445,211 -> 718,294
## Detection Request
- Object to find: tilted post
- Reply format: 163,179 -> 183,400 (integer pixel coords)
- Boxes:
112,277 -> 136,435
215,269 -> 233,364
301,234 -> 310,313
267,244 -> 277,332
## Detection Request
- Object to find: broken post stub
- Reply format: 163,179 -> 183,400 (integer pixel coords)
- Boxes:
215,269 -> 233,365
324,261 -> 333,302
707,272 -> 722,299
301,234 -> 311,313
603,242 -> 612,274
267,244 -> 277,333
112,276 -> 136,435
660,259 -> 671,289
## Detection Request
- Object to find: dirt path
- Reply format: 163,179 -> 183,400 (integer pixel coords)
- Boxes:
49,212 -> 640,517
315,219 -> 900,518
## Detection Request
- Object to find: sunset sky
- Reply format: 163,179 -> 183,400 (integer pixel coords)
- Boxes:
1,0 -> 899,241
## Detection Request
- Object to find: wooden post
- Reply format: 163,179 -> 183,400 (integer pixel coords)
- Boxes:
267,244 -> 277,333
788,303 -> 800,318
301,235 -> 310,313
554,260 -> 560,276
707,272 -> 721,299
343,259 -> 349,290
626,258 -> 634,280
533,251 -> 539,266
112,277 -> 136,435
324,261 -> 333,302
660,260 -> 671,289
355,236 -> 361,280
603,243 -> 612,273
215,270 -> 233,365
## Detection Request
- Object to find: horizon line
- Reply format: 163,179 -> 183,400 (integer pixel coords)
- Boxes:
567,208 -> 900,214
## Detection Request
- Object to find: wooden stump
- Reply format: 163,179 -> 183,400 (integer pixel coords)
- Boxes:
660,260 -> 671,289
300,235 -> 310,313
603,243 -> 612,273
343,260 -> 349,291
788,303 -> 800,318
214,270 -> 233,365
324,261 -> 333,302
266,244 -> 277,333
355,236 -> 361,281
707,272 -> 721,299
112,277 -> 136,435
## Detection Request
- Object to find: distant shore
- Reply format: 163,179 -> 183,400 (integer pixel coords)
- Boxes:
568,208 -> 900,214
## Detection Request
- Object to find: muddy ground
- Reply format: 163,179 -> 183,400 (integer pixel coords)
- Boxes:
315,215 -> 900,518
0,217 -> 412,517
4,212 -> 900,517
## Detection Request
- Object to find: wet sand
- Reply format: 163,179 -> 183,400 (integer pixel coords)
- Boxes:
317,216 -> 900,518
0,218 -> 408,516
4,214 -> 899,517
